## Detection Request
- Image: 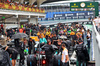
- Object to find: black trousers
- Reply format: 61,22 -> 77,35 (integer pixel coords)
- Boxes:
87,40 -> 90,49
46,55 -> 53,66
62,62 -> 69,66
29,47 -> 32,54
19,50 -> 25,65
78,61 -> 87,66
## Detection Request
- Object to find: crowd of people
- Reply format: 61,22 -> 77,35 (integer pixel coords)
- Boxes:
0,22 -> 91,66
0,0 -> 34,7
0,0 -> 44,9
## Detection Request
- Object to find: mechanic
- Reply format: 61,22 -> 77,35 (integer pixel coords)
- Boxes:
58,39 -> 63,54
74,39 -> 88,66
39,35 -> 47,47
40,35 -> 47,44
0,45 -> 12,66
55,28 -> 58,35
28,38 -> 35,54
61,43 -> 69,66
87,29 -> 91,50
0,44 -> 18,66
52,33 -> 58,46
44,39 -> 54,66
19,41 -> 25,66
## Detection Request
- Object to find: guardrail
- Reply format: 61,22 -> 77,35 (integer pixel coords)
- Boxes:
0,2 -> 45,13
93,21 -> 100,66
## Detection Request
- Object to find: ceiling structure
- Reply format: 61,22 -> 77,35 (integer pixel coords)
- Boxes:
12,0 -> 100,6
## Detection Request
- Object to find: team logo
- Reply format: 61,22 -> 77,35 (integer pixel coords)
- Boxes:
80,3 -> 85,8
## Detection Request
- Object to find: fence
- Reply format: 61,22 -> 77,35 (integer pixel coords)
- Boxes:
93,21 -> 100,66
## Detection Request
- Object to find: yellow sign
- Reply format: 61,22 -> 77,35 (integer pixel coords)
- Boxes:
5,4 -> 9,9
25,7 -> 27,11
29,8 -> 31,11
87,3 -> 94,7
74,3 -> 76,6
12,5 -> 16,10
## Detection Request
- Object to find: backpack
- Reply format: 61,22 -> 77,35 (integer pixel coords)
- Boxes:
0,49 -> 12,66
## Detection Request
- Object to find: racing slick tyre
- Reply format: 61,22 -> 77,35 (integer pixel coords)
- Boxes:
53,55 -> 62,66
27,54 -> 37,66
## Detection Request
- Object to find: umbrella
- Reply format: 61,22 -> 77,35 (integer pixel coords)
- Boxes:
59,35 -> 67,39
11,33 -> 28,39
41,44 -> 58,50
40,26 -> 46,30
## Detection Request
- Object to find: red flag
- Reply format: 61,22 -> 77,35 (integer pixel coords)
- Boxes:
22,6 -> 25,11
0,3 -> 2,8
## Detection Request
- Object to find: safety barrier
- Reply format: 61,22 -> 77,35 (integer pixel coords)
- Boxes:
0,2 -> 45,13
93,21 -> 100,66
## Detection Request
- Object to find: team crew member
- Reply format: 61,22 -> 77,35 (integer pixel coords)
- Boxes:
43,39 -> 54,66
61,43 -> 69,66
28,38 -> 35,54
87,29 -> 91,49
52,33 -> 58,46
75,39 -> 89,66
40,35 -> 47,44
19,41 -> 25,65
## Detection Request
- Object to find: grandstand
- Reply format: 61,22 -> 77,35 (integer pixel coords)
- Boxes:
0,0 -> 46,31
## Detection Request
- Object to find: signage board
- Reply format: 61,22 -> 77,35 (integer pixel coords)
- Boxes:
70,2 -> 99,16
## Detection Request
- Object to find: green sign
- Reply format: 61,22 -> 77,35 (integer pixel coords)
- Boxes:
70,2 -> 99,16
